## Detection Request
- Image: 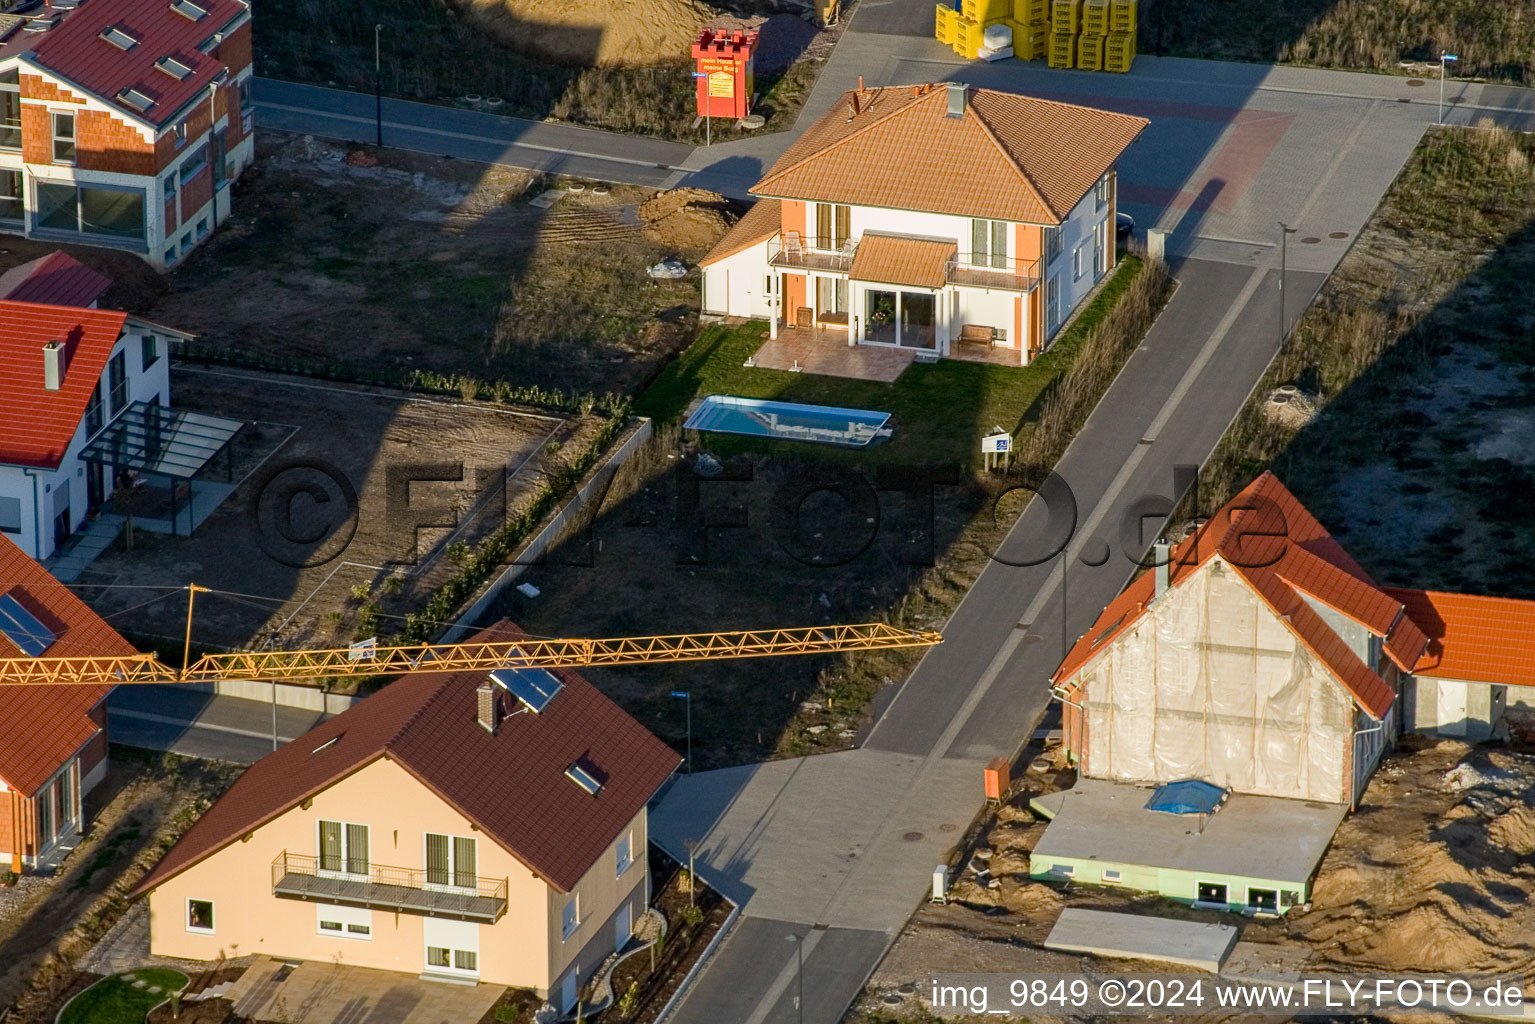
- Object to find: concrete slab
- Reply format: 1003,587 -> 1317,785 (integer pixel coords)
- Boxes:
1044,908 -> 1239,971
1031,779 -> 1347,886
230,956 -> 502,1024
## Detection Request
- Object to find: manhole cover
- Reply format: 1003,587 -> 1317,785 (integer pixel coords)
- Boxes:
1301,237 -> 1321,244
903,831 -> 924,841
1329,231 -> 1349,239
882,994 -> 904,1005
899,983 -> 918,995
1407,79 -> 1425,86
940,822 -> 959,832
1022,634 -> 1043,644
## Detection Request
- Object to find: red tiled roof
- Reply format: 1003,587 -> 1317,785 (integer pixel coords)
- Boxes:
700,198 -> 780,267
0,252 -> 112,308
0,300 -> 128,469
0,536 -> 130,796
848,233 -> 955,289
1384,587 -> 1535,687
132,622 -> 680,897
1053,472 -> 1423,720
752,84 -> 1147,225
27,0 -> 249,128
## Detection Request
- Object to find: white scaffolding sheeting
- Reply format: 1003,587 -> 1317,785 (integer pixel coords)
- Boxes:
1082,562 -> 1351,803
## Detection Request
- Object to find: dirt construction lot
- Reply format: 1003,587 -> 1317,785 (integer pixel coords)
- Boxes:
132,133 -> 725,400
80,367 -> 598,659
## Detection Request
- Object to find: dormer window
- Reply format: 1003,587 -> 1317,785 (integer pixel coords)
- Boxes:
117,88 -> 155,114
156,56 -> 194,81
100,25 -> 139,50
170,0 -> 208,21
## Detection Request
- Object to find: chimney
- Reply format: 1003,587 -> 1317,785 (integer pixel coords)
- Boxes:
476,682 -> 500,735
1153,541 -> 1171,599
42,340 -> 65,391
946,81 -> 967,118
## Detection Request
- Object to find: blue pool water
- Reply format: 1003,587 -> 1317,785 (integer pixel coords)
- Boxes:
682,396 -> 892,448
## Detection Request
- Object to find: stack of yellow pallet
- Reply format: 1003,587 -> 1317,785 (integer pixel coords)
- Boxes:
1077,31 -> 1104,69
935,4 -> 958,45
1109,0 -> 1136,31
1105,28 -> 1135,70
1006,0 -> 1048,59
1050,0 -> 1079,32
1047,29 -> 1075,67
1081,0 -> 1109,35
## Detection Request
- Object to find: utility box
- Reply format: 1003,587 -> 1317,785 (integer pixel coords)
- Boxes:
984,756 -> 1010,800
932,864 -> 949,903
691,29 -> 759,121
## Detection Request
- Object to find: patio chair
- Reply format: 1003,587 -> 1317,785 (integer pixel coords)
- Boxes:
783,232 -> 804,259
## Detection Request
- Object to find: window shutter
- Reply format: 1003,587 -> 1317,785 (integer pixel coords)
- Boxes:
991,221 -> 1008,269
346,823 -> 369,874
426,833 -> 449,885
454,837 -> 477,888
320,821 -> 342,872
815,203 -> 831,248
835,205 -> 850,247
971,219 -> 987,260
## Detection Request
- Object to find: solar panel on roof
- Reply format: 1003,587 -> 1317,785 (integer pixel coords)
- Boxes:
489,664 -> 562,713
0,592 -> 57,657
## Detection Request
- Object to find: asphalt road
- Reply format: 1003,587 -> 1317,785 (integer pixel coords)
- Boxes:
108,684 -> 329,764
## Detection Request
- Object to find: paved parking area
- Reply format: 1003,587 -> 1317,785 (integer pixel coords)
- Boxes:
229,956 -> 502,1024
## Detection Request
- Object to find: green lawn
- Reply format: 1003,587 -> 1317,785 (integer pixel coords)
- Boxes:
61,969 -> 188,1024
639,255 -> 1142,466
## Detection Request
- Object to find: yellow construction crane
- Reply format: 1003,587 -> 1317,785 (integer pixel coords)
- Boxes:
0,622 -> 943,687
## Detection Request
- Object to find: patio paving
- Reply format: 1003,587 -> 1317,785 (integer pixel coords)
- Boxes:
749,327 -> 914,382
229,956 -> 504,1024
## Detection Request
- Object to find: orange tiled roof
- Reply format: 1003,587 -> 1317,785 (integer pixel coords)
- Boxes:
0,536 -> 131,796
1052,472 -> 1425,720
1384,588 -> 1535,687
848,233 -> 955,289
701,198 -> 781,267
751,83 -> 1147,225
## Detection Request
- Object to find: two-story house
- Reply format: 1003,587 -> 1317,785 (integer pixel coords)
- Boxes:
1031,472 -> 1535,914
0,532 -> 136,874
131,622 -> 680,1008
0,0 -> 254,269
700,81 -> 1146,363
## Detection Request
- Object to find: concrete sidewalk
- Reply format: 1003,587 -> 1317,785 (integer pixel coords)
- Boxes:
108,685 -> 330,764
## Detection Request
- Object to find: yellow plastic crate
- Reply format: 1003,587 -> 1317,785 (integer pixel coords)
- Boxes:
935,4 -> 958,45
961,0 -> 1009,25
953,15 -> 985,58
1005,18 -> 1049,59
1011,0 -> 1047,23
1050,0 -> 1079,33
1108,0 -> 1136,31
1077,32 -> 1105,69
1105,29 -> 1135,70
1047,29 -> 1076,67
1082,0 -> 1109,34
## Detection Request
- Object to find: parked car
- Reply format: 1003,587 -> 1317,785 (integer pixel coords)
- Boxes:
1116,212 -> 1135,239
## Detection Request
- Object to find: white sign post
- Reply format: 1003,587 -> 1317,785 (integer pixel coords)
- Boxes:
982,429 -> 1012,472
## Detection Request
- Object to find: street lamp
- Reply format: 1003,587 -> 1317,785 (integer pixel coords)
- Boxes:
785,932 -> 805,1024
374,23 -> 384,147
1277,221 -> 1297,346
670,690 -> 691,773
1439,51 -> 1458,125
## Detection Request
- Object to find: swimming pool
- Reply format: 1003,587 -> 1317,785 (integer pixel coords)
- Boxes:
682,396 -> 893,448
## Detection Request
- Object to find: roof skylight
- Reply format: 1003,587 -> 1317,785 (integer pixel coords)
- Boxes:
100,25 -> 139,50
117,87 -> 155,113
155,55 -> 194,81
0,592 -> 57,657
170,0 -> 208,21
565,762 -> 603,796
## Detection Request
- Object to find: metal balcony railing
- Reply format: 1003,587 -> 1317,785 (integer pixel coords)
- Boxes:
944,253 -> 1042,292
271,850 -> 509,923
769,231 -> 855,273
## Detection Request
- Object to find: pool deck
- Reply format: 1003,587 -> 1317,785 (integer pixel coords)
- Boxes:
749,327 -> 914,382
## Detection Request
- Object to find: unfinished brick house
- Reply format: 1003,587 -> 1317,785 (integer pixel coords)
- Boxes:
0,0 -> 254,269
0,532 -> 135,873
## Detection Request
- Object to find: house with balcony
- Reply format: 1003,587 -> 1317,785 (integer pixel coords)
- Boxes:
0,531 -> 136,874
1031,471 -> 1535,915
131,621 -> 680,1006
0,0 -> 254,269
0,282 -> 245,563
700,81 -> 1147,364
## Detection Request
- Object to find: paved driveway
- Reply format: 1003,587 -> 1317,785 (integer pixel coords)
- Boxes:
228,957 -> 502,1024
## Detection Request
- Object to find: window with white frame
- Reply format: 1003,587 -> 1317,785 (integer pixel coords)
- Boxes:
317,903 -> 372,939
318,820 -> 370,876
1095,174 -> 1111,209
0,496 -> 19,535
51,112 -> 75,163
970,219 -> 1008,270
1047,276 -> 1061,332
0,70 -> 19,151
186,898 -> 215,933
561,895 -> 580,939
142,335 -> 160,371
814,203 -> 850,250
0,170 -> 20,222
1073,244 -> 1086,281
616,832 -> 633,876
425,833 -> 477,889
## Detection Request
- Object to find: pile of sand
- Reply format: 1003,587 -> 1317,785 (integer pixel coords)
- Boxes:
639,188 -> 737,253
1290,742 -> 1535,974
459,0 -> 717,67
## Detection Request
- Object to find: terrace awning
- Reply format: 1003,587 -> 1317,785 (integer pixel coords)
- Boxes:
79,401 -> 243,480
